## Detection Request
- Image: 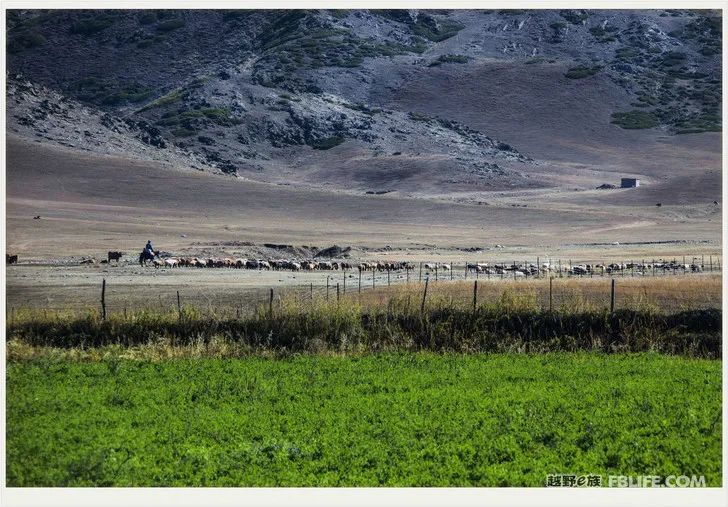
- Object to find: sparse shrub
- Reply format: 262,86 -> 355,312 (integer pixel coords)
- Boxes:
7,31 -> 46,53
560,10 -> 589,25
611,110 -> 660,129
661,51 -> 687,66
615,46 -> 638,59
137,89 -> 185,112
330,9 -> 350,19
413,16 -> 464,42
136,38 -> 155,49
311,136 -> 345,150
171,127 -> 196,137
156,19 -> 185,32
408,111 -> 433,122
70,16 -> 115,36
565,65 -> 602,79
222,10 -> 250,22
138,12 -> 157,25
428,54 -> 471,67
101,83 -> 152,106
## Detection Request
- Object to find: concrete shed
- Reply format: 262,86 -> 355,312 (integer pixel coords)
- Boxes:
621,178 -> 640,188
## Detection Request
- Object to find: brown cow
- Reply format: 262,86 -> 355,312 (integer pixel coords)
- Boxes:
108,251 -> 123,262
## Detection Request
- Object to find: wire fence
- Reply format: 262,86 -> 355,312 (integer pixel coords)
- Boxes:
6,254 -> 722,319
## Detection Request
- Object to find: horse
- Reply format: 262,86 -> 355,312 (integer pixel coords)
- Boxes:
139,249 -> 159,267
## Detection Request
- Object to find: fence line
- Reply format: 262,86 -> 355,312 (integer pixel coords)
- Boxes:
85,267 -> 721,320
8,254 -> 720,314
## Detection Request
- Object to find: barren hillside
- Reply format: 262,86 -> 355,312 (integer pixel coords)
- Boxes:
6,9 -> 721,197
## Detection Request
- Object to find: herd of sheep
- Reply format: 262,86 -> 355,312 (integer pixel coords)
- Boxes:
4,252 -> 712,276
139,256 -> 705,276
143,256 -> 416,272
464,261 -> 705,276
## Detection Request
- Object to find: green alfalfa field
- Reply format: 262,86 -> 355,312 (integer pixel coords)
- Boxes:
6,352 -> 722,486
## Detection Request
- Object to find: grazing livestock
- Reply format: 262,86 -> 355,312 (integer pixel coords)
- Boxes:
7,254 -> 18,264
108,251 -> 123,263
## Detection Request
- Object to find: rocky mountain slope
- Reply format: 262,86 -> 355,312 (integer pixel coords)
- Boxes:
6,9 -> 722,194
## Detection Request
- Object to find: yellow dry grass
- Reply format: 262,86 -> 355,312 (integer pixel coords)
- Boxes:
348,274 -> 722,313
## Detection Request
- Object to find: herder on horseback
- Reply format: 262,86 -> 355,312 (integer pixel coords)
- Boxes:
139,240 -> 159,266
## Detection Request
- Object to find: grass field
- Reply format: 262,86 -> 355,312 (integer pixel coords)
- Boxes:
355,275 -> 722,314
6,276 -> 722,486
6,353 -> 721,486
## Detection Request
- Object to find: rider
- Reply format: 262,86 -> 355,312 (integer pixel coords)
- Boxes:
144,240 -> 155,258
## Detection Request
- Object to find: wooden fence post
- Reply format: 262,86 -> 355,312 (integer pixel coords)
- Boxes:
419,262 -> 422,282
101,278 -> 106,320
472,280 -> 478,311
310,282 -> 314,300
421,277 -> 429,314
358,270 -> 362,293
343,272 -> 346,294
177,290 -> 181,320
326,277 -> 330,301
372,269 -> 375,289
610,279 -> 616,313
337,283 -> 340,303
450,262 -> 453,280
537,257 -> 540,278
269,288 -> 274,318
